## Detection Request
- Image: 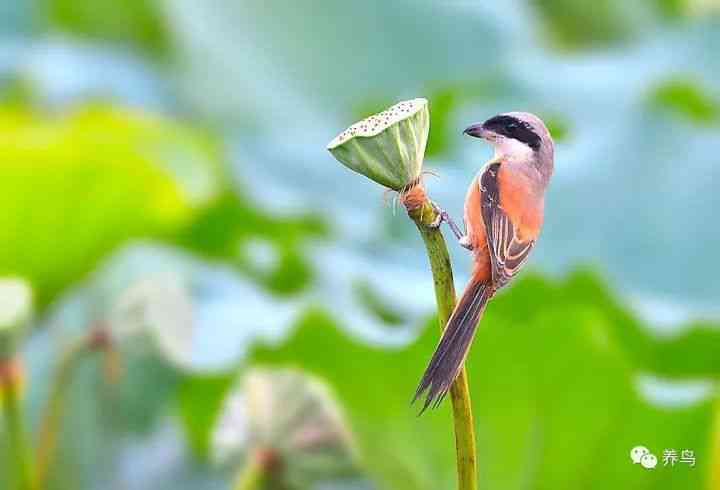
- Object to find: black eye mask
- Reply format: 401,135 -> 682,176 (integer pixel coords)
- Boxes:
482,115 -> 541,151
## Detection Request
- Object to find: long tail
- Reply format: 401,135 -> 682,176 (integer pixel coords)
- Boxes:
413,274 -> 493,412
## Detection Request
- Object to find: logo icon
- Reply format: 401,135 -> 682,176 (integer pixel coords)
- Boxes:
631,445 -> 695,470
631,446 -> 657,469
641,453 -> 658,469
631,446 -> 650,464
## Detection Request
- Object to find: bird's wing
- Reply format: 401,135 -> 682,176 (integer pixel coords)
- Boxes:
479,161 -> 535,288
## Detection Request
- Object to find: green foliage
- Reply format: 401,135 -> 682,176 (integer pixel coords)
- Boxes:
177,373 -> 234,458
543,114 -> 571,142
2,2 -> 718,489
42,0 -> 170,56
230,270 -> 717,490
532,0 -> 636,49
352,279 -> 406,326
653,0 -> 689,19
0,76 -> 34,108
553,271 -> 720,378
178,192 -> 327,296
425,88 -> 461,157
179,192 -> 327,256
648,78 -> 720,124
0,106 -> 221,307
0,102 -> 326,313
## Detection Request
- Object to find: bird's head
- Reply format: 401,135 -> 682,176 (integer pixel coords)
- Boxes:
464,112 -> 553,163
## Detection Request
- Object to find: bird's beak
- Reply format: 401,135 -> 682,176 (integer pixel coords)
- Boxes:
463,123 -> 488,139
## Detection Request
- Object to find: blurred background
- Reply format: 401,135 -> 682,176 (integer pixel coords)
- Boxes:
0,1 -> 719,489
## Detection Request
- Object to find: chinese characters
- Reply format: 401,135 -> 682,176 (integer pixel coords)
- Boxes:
631,446 -> 696,470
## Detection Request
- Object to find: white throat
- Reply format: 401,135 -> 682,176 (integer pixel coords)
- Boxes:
493,137 -> 534,163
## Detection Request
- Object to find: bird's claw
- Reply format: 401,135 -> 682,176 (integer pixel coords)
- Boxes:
459,236 -> 473,250
429,201 -> 473,250
427,201 -> 445,229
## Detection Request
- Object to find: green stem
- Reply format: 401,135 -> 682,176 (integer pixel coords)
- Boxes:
1,358 -> 33,490
406,197 -> 478,490
231,451 -> 266,490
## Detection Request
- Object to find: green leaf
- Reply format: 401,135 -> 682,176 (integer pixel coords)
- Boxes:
178,191 -> 327,297
653,0 -> 688,18
352,279 -> 406,326
572,271 -> 720,378
424,80 -> 507,156
425,88 -> 460,157
647,78 -> 720,124
532,0 -> 638,50
543,114 -> 571,142
0,106 -> 221,307
42,0 -> 170,57
244,270 -> 717,490
177,373 -> 235,459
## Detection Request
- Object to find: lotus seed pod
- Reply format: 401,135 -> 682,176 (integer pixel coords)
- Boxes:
213,368 -> 358,489
327,98 -> 429,191
0,278 -> 32,359
108,274 -> 193,369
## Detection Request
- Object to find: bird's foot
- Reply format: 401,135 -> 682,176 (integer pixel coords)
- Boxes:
428,202 -> 473,250
427,201 -> 447,229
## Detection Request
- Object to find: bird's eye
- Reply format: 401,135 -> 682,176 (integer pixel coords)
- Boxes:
506,122 -> 518,131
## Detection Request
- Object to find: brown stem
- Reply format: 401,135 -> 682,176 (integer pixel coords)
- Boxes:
34,327 -> 115,489
1,357 -> 33,490
33,342 -> 85,488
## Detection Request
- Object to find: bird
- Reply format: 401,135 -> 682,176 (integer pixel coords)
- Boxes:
413,112 -> 554,412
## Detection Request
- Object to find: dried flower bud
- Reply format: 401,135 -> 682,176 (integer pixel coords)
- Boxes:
213,368 -> 357,489
327,98 -> 429,190
107,274 -> 193,368
0,278 -> 32,359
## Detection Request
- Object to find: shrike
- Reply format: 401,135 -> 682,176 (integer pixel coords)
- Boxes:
414,112 -> 554,411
